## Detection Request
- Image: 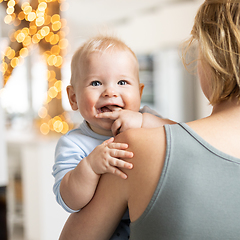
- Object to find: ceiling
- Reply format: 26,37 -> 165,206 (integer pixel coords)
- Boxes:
65,0 -> 186,26
63,0 -> 197,50
0,0 -> 199,54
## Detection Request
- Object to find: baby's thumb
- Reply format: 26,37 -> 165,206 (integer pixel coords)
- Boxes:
104,137 -> 114,145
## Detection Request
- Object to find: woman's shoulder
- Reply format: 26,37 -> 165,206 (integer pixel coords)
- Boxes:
116,127 -> 166,148
115,127 -> 168,221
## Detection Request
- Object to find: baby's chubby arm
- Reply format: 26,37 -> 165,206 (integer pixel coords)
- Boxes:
96,110 -> 143,136
60,138 -> 133,211
96,109 -> 176,136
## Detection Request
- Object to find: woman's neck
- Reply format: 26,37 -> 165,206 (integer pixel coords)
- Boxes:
211,98 -> 240,119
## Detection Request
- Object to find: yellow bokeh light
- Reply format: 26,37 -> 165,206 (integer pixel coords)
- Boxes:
19,48 -> 28,58
38,107 -> 48,119
40,26 -> 50,36
44,15 -> 51,25
60,2 -> 69,12
23,5 -> 32,15
51,45 -> 60,55
2,0 -> 70,135
36,17 -> 45,26
22,27 -> 29,36
21,2 -> 30,10
53,116 -> 62,122
48,119 -> 54,131
8,0 -> 15,7
14,18 -> 21,27
27,12 -> 36,21
10,57 -> 19,68
36,11 -> 44,18
6,7 -> 14,15
54,56 -> 63,67
6,48 -> 15,59
50,34 -> 59,45
18,11 -> 25,20
14,30 -> 20,39
40,123 -> 50,135
59,39 -> 68,49
58,30 -> 65,38
47,55 -> 57,66
47,70 -> 56,80
45,32 -> 53,42
1,62 -> 8,73
53,120 -> 63,133
51,14 -> 60,23
52,21 -> 61,31
16,32 -> 26,43
23,36 -> 32,47
29,25 -> 37,35
32,34 -> 40,44
38,2 -> 47,11
54,80 -> 62,92
36,31 -> 43,40
46,94 -> 52,103
56,92 -> 62,99
5,47 -> 13,57
61,122 -> 69,134
48,86 -> 58,98
4,15 -> 12,24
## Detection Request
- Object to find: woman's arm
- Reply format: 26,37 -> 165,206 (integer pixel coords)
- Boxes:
59,170 -> 129,240
59,127 -> 167,239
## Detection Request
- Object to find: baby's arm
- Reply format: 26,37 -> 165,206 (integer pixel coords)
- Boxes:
96,109 -> 175,136
59,138 -> 133,211
96,110 -> 143,136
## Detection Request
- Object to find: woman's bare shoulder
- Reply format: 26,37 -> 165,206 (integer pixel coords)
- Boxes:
116,127 -> 166,150
115,127 -> 167,221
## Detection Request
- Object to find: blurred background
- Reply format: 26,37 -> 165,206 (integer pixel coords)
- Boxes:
0,0 -> 212,239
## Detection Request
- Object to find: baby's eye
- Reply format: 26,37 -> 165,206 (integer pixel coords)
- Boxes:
118,80 -> 128,85
90,81 -> 101,86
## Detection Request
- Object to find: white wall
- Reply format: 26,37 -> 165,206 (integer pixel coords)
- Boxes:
115,1 -> 202,54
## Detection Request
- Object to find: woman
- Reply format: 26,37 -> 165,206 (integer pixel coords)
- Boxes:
59,1 -> 240,239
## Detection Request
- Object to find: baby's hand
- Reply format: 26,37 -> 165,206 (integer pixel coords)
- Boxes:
96,110 -> 143,136
86,138 -> 133,179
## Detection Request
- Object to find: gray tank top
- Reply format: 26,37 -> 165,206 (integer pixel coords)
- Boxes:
130,123 -> 240,240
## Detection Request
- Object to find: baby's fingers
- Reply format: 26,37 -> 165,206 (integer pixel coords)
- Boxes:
110,148 -> 134,159
107,166 -> 129,179
95,111 -> 119,120
108,142 -> 129,150
110,158 -> 133,170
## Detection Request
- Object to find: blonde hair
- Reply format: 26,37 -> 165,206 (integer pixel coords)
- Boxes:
70,35 -> 138,86
183,0 -> 240,104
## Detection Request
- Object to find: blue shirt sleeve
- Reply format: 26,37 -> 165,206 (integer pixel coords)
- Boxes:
52,134 -> 87,213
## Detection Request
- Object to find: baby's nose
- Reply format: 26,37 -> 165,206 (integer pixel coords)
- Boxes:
102,87 -> 119,97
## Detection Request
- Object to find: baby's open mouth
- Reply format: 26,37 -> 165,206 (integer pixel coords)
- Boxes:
98,105 -> 122,113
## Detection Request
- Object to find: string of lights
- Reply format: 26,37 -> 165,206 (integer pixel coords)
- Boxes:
0,0 -> 73,135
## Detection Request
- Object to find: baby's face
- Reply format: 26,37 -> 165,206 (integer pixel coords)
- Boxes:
72,50 -> 143,136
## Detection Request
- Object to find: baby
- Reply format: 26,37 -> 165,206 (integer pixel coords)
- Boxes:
52,35 -> 173,239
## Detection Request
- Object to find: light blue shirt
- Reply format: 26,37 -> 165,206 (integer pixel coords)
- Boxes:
52,120 -> 110,212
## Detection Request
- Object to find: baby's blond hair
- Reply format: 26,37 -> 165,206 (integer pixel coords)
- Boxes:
70,35 -> 138,86
183,0 -> 240,104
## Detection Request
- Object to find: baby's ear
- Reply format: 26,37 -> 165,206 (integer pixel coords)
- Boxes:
66,85 -> 78,111
139,83 -> 144,98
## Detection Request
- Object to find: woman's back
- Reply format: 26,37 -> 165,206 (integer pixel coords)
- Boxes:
130,122 -> 240,240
